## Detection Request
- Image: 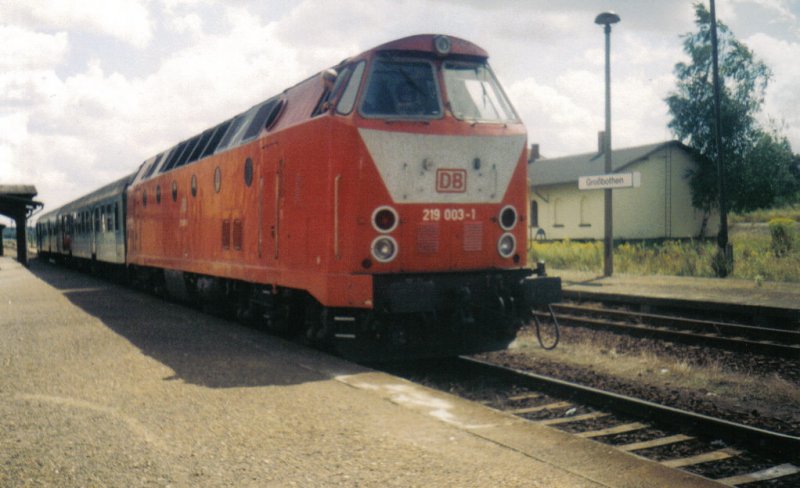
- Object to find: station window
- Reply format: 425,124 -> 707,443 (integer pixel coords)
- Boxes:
191,174 -> 197,197
579,197 -> 590,227
530,200 -> 539,228
553,198 -> 563,227
156,185 -> 162,204
143,190 -> 148,207
172,181 -> 178,202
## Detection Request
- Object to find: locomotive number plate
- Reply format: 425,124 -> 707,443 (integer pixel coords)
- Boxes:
422,208 -> 477,222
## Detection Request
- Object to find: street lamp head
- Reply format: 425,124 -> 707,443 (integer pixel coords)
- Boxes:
595,11 -> 621,26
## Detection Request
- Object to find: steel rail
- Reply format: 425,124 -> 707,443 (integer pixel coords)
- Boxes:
561,289 -> 800,328
553,303 -> 800,342
456,356 -> 800,462
536,309 -> 800,359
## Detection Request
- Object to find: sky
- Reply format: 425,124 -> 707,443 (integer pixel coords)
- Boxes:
2,0 -> 800,223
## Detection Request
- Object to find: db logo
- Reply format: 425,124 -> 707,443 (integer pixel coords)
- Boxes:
436,168 -> 467,193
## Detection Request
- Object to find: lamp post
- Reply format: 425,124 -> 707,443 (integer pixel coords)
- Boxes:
595,11 -> 620,277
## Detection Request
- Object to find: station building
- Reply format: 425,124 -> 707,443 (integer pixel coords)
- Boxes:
527,139 -> 719,242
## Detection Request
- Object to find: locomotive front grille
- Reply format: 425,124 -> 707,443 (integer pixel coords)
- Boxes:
463,221 -> 483,252
416,222 -> 440,253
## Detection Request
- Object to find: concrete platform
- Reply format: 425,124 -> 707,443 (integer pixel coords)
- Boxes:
1,256 -> 721,487
554,269 -> 800,325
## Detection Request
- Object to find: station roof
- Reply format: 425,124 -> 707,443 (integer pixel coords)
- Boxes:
0,185 -> 43,218
528,140 -> 692,187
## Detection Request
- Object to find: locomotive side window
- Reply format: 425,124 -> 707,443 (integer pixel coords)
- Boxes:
443,62 -> 518,123
244,158 -> 253,187
200,120 -> 232,159
336,61 -> 366,115
185,128 -> 215,165
361,59 -> 442,118
241,99 -> 281,142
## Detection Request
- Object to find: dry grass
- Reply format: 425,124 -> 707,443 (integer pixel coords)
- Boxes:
509,328 -> 800,406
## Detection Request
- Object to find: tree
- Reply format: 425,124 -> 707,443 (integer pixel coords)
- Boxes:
666,3 -> 797,215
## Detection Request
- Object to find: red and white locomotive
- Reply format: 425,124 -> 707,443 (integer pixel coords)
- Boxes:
37,34 -> 561,360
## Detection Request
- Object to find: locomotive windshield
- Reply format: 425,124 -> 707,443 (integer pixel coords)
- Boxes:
443,62 -> 518,123
360,59 -> 442,118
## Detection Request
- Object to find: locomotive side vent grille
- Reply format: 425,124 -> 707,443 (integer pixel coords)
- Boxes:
463,222 -> 483,252
233,219 -> 243,251
222,220 -> 231,250
416,222 -> 439,253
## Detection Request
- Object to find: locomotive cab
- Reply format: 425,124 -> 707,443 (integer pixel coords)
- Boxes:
307,35 -> 562,359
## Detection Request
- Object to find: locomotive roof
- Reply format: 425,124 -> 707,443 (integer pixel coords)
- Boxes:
129,34 -> 491,185
368,34 -> 488,59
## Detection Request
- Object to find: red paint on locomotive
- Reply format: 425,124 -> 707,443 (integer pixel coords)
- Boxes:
126,35 -> 532,311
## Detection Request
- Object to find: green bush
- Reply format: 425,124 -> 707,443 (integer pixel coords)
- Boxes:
768,218 -> 796,257
529,231 -> 800,283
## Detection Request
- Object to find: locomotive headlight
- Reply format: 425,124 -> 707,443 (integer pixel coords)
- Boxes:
499,205 -> 518,230
372,206 -> 399,233
497,233 -> 516,258
371,236 -> 398,263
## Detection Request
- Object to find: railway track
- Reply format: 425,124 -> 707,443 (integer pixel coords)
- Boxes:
386,357 -> 800,487
538,303 -> 800,359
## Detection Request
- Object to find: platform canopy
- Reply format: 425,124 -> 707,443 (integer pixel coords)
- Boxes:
0,184 -> 43,266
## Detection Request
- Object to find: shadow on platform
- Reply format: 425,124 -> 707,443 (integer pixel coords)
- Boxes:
27,258 -> 348,389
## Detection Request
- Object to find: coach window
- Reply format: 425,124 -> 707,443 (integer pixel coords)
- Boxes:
191,174 -> 197,197
336,61 -> 366,115
244,158 -> 253,187
115,202 -> 120,231
214,167 -> 222,193
106,204 -> 113,230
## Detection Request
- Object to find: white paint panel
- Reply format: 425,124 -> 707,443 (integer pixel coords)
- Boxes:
359,129 -> 525,204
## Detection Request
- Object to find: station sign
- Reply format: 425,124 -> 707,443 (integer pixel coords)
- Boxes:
578,172 -> 641,190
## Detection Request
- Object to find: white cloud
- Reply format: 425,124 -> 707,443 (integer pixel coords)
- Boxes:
746,32 -> 800,147
1,0 -> 799,213
0,26 -> 69,70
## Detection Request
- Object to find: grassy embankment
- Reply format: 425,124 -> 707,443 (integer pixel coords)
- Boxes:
529,204 -> 800,283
